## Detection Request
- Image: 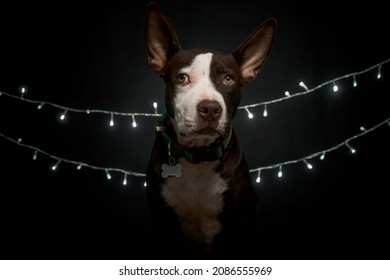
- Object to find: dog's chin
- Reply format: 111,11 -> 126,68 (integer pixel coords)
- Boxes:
177,127 -> 225,148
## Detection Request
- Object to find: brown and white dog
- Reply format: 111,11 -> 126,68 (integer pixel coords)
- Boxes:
145,3 -> 276,256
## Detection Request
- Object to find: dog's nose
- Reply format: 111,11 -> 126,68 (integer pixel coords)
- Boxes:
197,100 -> 222,121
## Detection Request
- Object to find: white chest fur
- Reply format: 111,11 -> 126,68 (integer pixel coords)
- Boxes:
161,159 -> 227,249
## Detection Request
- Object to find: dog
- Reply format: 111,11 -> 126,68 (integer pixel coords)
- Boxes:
144,3 -> 276,257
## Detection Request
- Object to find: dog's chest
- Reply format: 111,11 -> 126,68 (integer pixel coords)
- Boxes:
161,159 -> 227,246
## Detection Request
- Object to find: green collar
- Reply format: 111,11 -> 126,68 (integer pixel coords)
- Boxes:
155,113 -> 232,164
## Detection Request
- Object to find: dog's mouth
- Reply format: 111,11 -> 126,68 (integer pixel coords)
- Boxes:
170,111 -> 229,148
177,125 -> 227,148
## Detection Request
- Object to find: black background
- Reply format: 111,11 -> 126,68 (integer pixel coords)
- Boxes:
0,0 -> 389,259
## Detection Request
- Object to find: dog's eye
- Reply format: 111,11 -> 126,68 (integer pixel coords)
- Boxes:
223,74 -> 234,85
177,73 -> 189,84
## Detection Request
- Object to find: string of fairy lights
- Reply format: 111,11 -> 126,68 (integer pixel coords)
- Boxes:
2,58 -> 388,122
0,58 -> 389,186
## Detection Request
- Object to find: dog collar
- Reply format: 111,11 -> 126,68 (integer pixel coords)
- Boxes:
155,113 -> 232,164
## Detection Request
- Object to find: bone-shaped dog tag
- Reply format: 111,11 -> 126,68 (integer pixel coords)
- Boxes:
161,162 -> 182,178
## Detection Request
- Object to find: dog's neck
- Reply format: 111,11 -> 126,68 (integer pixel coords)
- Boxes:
155,113 -> 232,164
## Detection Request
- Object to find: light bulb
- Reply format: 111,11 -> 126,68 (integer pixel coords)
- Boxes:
20,86 -> 27,97
277,166 -> 283,178
353,75 -> 357,87
263,104 -> 268,117
153,102 -> 158,114
377,65 -> 382,79
332,82 -> 338,92
51,159 -> 61,171
60,110 -> 68,121
346,142 -> 356,154
303,159 -> 313,169
299,81 -> 309,91
109,113 -> 114,127
256,170 -> 261,183
245,107 -> 254,119
132,114 -> 137,127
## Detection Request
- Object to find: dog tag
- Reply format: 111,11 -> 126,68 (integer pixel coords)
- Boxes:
161,157 -> 182,178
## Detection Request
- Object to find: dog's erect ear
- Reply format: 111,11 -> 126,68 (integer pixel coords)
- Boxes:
145,3 -> 181,76
232,18 -> 276,85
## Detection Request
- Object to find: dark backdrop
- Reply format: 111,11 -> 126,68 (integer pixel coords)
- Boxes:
0,0 -> 389,259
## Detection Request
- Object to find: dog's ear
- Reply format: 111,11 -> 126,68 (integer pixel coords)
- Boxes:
232,18 -> 276,85
145,3 -> 181,76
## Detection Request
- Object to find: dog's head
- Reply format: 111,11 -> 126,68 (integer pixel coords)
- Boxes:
145,3 -> 276,148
